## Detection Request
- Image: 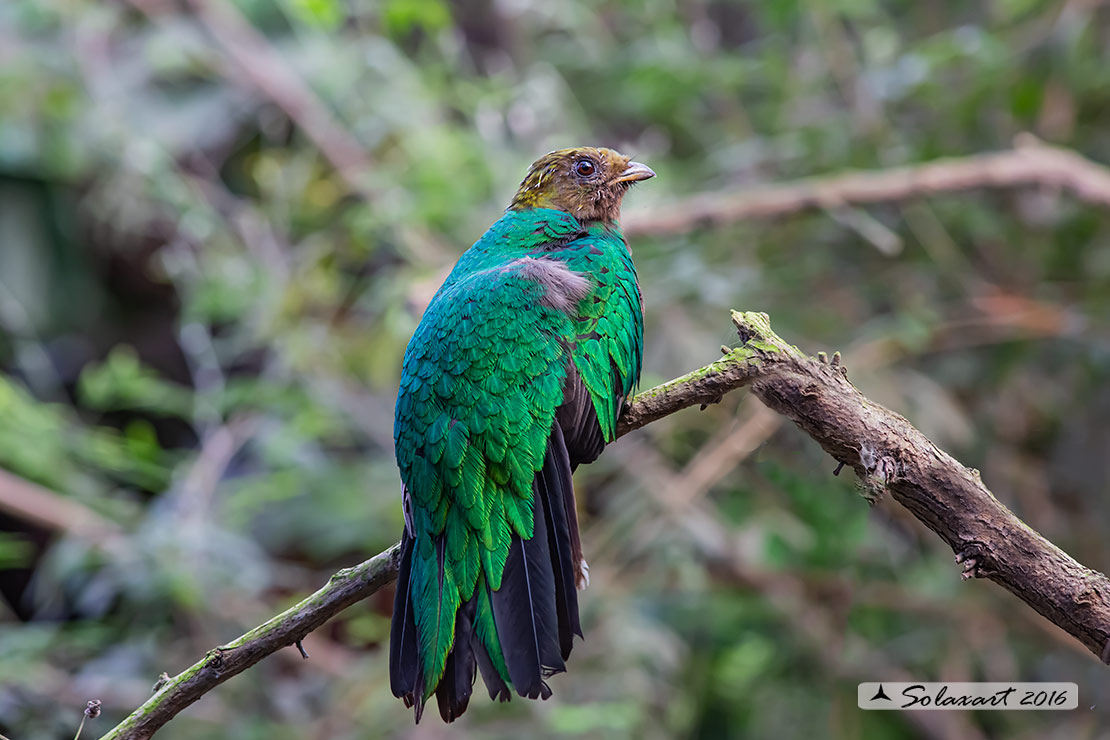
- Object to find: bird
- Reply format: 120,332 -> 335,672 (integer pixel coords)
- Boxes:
389,147 -> 654,722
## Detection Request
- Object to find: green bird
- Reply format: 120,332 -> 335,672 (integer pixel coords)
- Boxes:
389,147 -> 654,722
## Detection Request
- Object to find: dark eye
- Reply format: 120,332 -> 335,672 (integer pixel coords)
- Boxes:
574,160 -> 596,177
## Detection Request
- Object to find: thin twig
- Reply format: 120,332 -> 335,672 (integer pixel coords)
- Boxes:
76,700 -> 101,740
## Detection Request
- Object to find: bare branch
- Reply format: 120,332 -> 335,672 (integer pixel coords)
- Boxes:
0,469 -> 121,545
98,310 -> 1110,739
623,135 -> 1110,236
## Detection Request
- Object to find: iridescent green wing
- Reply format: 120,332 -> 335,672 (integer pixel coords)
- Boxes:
549,223 -> 644,444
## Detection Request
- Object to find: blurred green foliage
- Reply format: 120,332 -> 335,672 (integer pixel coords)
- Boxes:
1,0 -> 1109,738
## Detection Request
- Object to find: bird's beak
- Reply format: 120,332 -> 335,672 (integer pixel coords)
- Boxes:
614,161 -> 656,184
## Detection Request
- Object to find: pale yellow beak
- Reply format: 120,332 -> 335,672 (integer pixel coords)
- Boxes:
614,161 -> 656,184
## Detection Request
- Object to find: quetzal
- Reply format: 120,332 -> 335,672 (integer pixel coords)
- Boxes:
389,147 -> 654,722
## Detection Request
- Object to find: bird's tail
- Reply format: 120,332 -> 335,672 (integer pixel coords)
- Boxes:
390,424 -> 583,722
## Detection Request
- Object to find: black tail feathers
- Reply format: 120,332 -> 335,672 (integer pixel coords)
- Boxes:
390,425 -> 584,722
389,531 -> 424,716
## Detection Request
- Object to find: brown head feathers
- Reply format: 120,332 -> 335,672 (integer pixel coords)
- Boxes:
509,147 -> 654,224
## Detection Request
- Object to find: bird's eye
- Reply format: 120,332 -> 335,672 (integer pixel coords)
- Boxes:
574,160 -> 596,177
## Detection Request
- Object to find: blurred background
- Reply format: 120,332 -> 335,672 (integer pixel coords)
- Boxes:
2,0 -> 1109,738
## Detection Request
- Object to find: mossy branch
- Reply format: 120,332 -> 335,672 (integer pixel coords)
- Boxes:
98,546 -> 402,740
98,311 -> 1110,740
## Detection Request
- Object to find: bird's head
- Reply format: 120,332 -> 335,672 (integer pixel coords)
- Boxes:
509,147 -> 655,224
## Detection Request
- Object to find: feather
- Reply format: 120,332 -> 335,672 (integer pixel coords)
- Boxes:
490,469 -> 565,699
471,575 -> 512,700
555,361 -> 606,468
435,599 -> 477,722
553,364 -> 596,587
409,534 -> 459,722
537,423 -> 583,658
389,531 -> 422,710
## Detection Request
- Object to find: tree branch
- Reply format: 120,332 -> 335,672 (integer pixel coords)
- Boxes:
99,311 -> 1110,740
623,135 -> 1110,237
99,545 -> 402,740
726,311 -> 1110,663
0,469 -> 122,545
